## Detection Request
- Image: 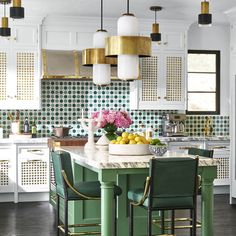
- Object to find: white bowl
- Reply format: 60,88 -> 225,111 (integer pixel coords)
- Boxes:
109,144 -> 151,156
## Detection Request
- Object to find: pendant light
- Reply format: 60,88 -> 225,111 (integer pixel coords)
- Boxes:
82,0 -> 116,86
198,0 -> 212,26
150,6 -> 162,42
105,0 -> 151,81
0,1 -> 10,37
10,0 -> 24,19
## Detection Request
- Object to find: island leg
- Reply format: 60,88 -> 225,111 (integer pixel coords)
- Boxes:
101,181 -> 115,236
201,166 -> 217,236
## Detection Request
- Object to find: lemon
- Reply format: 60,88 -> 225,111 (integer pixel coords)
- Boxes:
122,137 -> 129,144
135,136 -> 141,142
122,132 -> 129,138
129,140 -> 136,144
128,134 -> 135,140
120,140 -> 126,144
137,141 -> 144,144
110,140 -> 116,144
117,136 -> 122,142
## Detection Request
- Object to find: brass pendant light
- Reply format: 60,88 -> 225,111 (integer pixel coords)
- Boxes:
198,0 -> 212,26
0,1 -> 10,37
105,0 -> 151,81
82,0 -> 116,86
0,0 -> 24,37
150,6 -> 162,42
10,0 -> 24,19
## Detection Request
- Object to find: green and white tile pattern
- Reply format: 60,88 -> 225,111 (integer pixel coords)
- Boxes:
0,80 -> 229,138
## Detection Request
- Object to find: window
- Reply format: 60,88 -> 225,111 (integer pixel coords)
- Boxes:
187,50 -> 220,114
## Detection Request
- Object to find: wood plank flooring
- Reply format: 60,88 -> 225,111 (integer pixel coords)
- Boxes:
0,194 -> 235,236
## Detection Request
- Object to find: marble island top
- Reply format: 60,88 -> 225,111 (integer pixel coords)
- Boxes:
61,146 -> 219,170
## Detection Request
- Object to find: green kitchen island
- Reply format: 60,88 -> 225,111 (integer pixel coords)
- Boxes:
61,146 -> 218,236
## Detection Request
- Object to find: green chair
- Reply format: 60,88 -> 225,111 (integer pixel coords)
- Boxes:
51,150 -> 122,236
188,147 -> 213,158
128,157 -> 199,236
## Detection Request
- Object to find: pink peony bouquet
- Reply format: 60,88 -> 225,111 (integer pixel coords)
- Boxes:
92,109 -> 133,130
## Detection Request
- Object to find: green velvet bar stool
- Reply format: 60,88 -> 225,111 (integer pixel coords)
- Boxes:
127,157 -> 199,236
51,150 -> 122,236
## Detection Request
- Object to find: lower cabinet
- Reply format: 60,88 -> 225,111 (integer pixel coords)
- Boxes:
0,141 -> 49,203
0,144 -> 15,193
17,145 -> 49,193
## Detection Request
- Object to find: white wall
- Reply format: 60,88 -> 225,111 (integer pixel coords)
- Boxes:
188,23 -> 230,115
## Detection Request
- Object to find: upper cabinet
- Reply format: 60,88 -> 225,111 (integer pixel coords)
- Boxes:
0,23 -> 41,110
130,28 -> 188,110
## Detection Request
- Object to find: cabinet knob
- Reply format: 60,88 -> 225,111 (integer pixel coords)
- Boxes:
158,96 -> 161,99
163,42 -> 168,45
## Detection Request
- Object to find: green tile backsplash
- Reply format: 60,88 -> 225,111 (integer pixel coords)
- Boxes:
0,80 -> 229,138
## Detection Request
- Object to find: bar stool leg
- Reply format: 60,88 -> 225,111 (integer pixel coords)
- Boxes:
161,210 -> 165,234
64,199 -> 69,236
114,197 -> 117,236
148,209 -> 152,236
171,210 -> 175,235
192,208 -> 197,236
129,203 -> 134,236
56,195 -> 60,236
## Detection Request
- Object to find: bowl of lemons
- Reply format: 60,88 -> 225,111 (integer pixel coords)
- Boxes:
109,132 -> 151,156
149,138 -> 168,156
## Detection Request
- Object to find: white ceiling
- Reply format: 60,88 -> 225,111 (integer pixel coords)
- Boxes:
5,0 -> 236,23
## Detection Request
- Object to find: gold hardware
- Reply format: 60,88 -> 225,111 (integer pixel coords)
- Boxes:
2,17 -> 8,28
74,50 -> 80,77
179,146 -> 196,150
201,1 -> 209,14
163,42 -> 168,45
58,225 -> 100,235
0,0 -> 11,4
131,176 -> 151,206
212,146 -> 227,149
105,36 -> 151,57
158,96 -> 161,99
0,160 -> 9,163
27,160 -> 42,162
152,23 -> 159,34
82,48 -> 117,66
13,0 -> 21,7
42,50 -> 48,77
62,170 -> 100,200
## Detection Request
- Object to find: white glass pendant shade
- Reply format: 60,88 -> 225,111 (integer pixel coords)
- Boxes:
118,14 -> 139,36
93,30 -> 111,85
93,64 -> 111,85
93,30 -> 109,48
117,14 -> 139,80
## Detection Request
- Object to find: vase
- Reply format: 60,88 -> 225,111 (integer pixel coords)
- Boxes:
103,123 -> 118,141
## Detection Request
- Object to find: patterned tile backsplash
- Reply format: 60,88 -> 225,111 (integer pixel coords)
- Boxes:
0,80 -> 229,138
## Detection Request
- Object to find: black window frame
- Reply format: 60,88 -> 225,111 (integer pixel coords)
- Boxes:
187,50 -> 220,115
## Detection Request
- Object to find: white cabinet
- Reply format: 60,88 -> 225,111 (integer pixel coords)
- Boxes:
17,145 -> 49,193
0,144 -> 15,193
130,51 -> 186,110
206,141 -> 230,186
0,25 -> 40,109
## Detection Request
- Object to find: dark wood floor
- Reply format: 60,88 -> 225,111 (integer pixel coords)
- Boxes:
0,194 -> 235,236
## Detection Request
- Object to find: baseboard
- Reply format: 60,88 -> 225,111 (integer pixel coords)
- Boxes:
214,185 -> 230,194
0,192 -> 49,203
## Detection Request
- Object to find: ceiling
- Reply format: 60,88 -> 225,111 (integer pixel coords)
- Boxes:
4,0 -> 236,23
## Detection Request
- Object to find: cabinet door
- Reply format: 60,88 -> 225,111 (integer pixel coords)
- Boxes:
138,55 -> 163,109
162,53 -> 186,110
0,50 -> 9,103
0,49 -> 40,109
18,146 -> 49,192
0,145 -> 15,193
12,25 -> 38,49
161,32 -> 185,51
168,141 -> 204,154
206,141 -> 230,186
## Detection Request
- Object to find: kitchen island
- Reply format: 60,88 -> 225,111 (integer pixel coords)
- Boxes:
61,146 -> 218,236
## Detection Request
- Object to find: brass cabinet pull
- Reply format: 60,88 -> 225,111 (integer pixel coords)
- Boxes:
27,159 -> 42,162
0,160 -> 9,163
179,146 -> 196,150
212,146 -> 228,149
158,96 -> 161,99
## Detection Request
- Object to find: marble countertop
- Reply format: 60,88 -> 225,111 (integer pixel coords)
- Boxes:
61,146 -> 219,170
159,136 -> 230,142
0,137 -> 48,144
